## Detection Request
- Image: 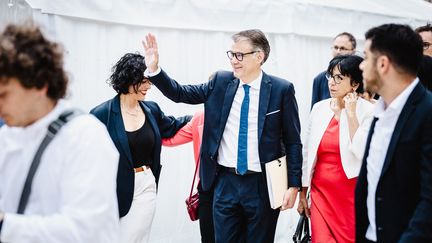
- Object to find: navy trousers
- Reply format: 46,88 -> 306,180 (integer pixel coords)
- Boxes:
213,169 -> 280,243
198,182 -> 215,243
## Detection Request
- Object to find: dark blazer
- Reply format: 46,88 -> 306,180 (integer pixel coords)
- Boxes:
419,55 -> 432,91
150,70 -> 302,191
355,82 -> 432,243
311,71 -> 330,109
90,95 -> 190,217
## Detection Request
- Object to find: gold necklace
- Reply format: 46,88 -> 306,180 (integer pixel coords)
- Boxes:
121,104 -> 141,117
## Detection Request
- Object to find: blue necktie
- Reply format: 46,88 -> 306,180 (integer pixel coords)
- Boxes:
237,84 -> 250,175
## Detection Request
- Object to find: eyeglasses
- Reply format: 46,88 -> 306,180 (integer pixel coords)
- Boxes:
325,72 -> 345,84
423,42 -> 431,50
331,45 -> 353,52
226,51 -> 258,61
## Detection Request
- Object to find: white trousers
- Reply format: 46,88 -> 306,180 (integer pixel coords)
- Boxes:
120,169 -> 157,243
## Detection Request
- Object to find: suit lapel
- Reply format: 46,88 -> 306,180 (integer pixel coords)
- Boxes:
219,78 -> 239,134
380,83 -> 425,175
112,96 -> 133,166
141,102 -> 161,149
258,73 -> 271,142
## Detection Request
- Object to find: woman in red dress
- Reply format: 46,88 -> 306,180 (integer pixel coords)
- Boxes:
298,55 -> 374,242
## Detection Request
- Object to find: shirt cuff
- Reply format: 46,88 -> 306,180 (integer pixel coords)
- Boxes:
144,67 -> 161,77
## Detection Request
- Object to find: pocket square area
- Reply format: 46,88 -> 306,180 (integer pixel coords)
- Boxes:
266,110 -> 280,116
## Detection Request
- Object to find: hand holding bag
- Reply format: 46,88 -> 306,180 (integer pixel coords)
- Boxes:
293,214 -> 311,243
185,159 -> 200,221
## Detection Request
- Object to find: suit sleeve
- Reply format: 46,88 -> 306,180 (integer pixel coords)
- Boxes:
399,113 -> 432,242
89,105 -> 108,126
282,83 -> 303,188
151,103 -> 192,139
311,74 -> 321,110
348,102 -> 374,160
301,104 -> 317,187
150,69 -> 214,104
161,116 -> 194,146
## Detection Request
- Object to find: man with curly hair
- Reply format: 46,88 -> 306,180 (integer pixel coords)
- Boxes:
0,24 -> 120,243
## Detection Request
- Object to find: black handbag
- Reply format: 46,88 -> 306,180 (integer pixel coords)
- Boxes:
293,214 -> 311,243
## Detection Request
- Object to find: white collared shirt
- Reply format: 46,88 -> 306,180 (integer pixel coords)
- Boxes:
0,100 -> 120,243
218,72 -> 262,172
365,78 -> 419,241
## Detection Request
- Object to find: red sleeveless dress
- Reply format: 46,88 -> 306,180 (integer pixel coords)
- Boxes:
310,117 -> 357,243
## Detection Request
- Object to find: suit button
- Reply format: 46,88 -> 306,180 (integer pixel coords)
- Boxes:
377,197 -> 383,202
377,226 -> 383,232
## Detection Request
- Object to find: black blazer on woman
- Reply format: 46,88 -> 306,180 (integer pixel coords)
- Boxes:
90,95 -> 190,217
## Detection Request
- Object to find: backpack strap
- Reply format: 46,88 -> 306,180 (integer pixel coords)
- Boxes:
17,109 -> 83,214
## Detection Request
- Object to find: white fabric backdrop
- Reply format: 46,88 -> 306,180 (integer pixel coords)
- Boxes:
2,0 -> 432,242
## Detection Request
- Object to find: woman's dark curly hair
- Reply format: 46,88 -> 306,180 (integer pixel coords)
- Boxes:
327,54 -> 364,94
0,24 -> 68,100
109,53 -> 147,94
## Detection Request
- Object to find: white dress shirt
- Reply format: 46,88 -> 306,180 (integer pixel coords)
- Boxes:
218,72 -> 262,172
365,78 -> 419,241
0,100 -> 120,243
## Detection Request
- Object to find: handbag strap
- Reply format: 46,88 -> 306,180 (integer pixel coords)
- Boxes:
188,158 -> 200,199
303,215 -> 311,241
293,215 -> 306,242
17,109 -> 82,214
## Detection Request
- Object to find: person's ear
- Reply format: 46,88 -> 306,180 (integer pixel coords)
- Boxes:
377,55 -> 390,74
256,51 -> 264,64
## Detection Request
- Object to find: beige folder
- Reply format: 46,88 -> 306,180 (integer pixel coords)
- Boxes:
265,156 -> 288,209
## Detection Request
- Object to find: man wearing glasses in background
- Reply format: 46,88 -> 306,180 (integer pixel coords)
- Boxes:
142,29 -> 302,243
415,24 -> 432,91
415,23 -> 432,57
311,32 -> 357,108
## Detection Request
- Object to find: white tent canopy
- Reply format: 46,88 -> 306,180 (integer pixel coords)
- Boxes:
2,0 -> 431,242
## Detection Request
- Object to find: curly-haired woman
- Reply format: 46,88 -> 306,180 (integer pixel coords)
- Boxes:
90,53 -> 190,243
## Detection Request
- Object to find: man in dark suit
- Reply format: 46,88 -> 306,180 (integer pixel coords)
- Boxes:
311,32 -> 357,108
356,23 -> 432,243
143,29 -> 302,243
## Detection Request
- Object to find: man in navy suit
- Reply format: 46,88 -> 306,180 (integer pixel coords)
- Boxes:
311,32 -> 357,109
355,24 -> 432,242
143,29 -> 302,243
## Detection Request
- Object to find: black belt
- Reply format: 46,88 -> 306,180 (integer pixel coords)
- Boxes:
219,165 -> 260,175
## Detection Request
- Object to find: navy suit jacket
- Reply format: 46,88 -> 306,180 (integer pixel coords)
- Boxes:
355,83 -> 432,242
150,70 -> 302,191
311,71 -> 330,109
90,95 -> 190,217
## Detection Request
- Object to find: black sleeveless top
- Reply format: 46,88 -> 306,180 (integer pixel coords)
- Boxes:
126,120 -> 155,168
